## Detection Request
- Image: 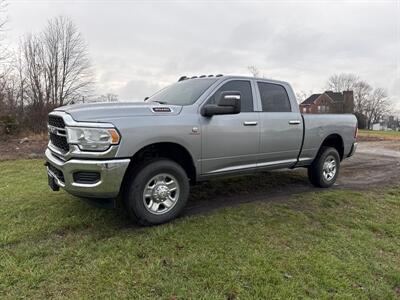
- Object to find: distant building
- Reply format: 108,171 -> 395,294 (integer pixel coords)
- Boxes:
372,115 -> 400,131
372,122 -> 387,131
299,91 -> 354,114
387,115 -> 400,130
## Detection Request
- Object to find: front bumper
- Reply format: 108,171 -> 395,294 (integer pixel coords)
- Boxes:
45,148 -> 130,198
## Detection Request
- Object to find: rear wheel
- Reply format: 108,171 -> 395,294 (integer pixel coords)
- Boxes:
308,146 -> 340,188
124,159 -> 189,225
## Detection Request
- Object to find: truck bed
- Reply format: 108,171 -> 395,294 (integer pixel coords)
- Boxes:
298,114 -> 357,165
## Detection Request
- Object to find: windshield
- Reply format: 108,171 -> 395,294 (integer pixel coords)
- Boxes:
147,78 -> 218,106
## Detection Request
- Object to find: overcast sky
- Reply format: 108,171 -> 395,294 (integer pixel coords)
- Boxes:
5,0 -> 400,110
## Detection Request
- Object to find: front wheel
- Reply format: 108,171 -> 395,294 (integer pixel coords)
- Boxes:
308,146 -> 340,188
124,159 -> 189,226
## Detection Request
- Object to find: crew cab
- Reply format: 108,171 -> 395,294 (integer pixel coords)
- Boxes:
45,75 -> 358,225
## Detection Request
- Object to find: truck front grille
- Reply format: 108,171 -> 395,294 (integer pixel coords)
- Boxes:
49,132 -> 69,152
48,115 -> 65,128
48,114 -> 69,153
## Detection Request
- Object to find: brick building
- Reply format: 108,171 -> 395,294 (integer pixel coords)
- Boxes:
299,91 -> 354,114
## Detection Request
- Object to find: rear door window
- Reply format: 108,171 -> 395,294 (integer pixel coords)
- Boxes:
257,82 -> 292,112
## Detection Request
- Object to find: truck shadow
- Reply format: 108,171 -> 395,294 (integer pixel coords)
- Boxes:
182,151 -> 400,218
183,169 -> 314,217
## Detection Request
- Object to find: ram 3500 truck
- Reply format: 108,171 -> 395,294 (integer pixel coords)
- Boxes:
45,75 -> 357,225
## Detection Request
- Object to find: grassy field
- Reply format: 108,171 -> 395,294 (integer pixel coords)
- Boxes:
1,159 -> 399,299
358,129 -> 400,141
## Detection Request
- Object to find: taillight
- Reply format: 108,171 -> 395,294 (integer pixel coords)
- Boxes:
354,126 -> 358,139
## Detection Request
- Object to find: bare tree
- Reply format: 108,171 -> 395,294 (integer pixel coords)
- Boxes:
22,16 -> 92,106
365,88 -> 390,129
19,16 -> 93,131
87,93 -> 117,103
14,43 -> 27,114
0,0 -> 12,134
0,62 -> 21,134
295,90 -> 312,104
42,16 -> 93,106
326,73 -> 359,92
1,13 -> 94,133
353,80 -> 372,115
23,34 -> 47,106
247,65 -> 260,77
99,93 -> 118,102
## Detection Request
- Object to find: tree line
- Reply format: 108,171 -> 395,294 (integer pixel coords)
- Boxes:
0,2 -> 92,134
325,73 -> 391,129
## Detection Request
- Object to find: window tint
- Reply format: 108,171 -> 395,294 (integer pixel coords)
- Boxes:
258,82 -> 291,112
209,80 -> 253,112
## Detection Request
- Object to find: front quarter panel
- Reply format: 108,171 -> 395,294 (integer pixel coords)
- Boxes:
111,110 -> 201,171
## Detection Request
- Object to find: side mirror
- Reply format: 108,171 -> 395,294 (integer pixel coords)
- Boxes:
202,91 -> 241,117
144,97 -> 149,101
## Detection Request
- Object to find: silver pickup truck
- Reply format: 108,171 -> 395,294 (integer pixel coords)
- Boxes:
45,75 -> 357,225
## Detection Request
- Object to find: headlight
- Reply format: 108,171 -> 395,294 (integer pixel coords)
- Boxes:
66,127 -> 120,151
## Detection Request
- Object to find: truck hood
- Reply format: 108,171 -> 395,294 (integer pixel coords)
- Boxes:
55,102 -> 183,122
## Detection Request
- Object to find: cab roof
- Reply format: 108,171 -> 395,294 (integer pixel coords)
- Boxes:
178,74 -> 290,86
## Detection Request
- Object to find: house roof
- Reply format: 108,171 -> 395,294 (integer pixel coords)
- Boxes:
325,91 -> 344,103
300,91 -> 344,105
300,94 -> 320,105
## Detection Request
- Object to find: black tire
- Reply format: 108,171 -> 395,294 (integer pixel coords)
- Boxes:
124,159 -> 189,226
308,146 -> 340,188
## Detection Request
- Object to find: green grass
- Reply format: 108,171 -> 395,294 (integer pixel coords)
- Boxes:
359,129 -> 400,140
1,160 -> 399,299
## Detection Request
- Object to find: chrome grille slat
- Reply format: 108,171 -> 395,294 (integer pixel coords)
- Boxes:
48,115 -> 66,128
48,115 -> 69,153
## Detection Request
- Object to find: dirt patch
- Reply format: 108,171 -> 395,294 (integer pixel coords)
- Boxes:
357,136 -> 388,142
357,141 -> 400,155
338,153 -> 400,187
0,135 -> 48,161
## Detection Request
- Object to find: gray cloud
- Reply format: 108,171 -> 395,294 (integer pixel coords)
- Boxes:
7,0 -> 400,110
119,79 -> 163,101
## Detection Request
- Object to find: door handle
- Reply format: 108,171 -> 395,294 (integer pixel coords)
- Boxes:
243,121 -> 258,126
289,120 -> 301,125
